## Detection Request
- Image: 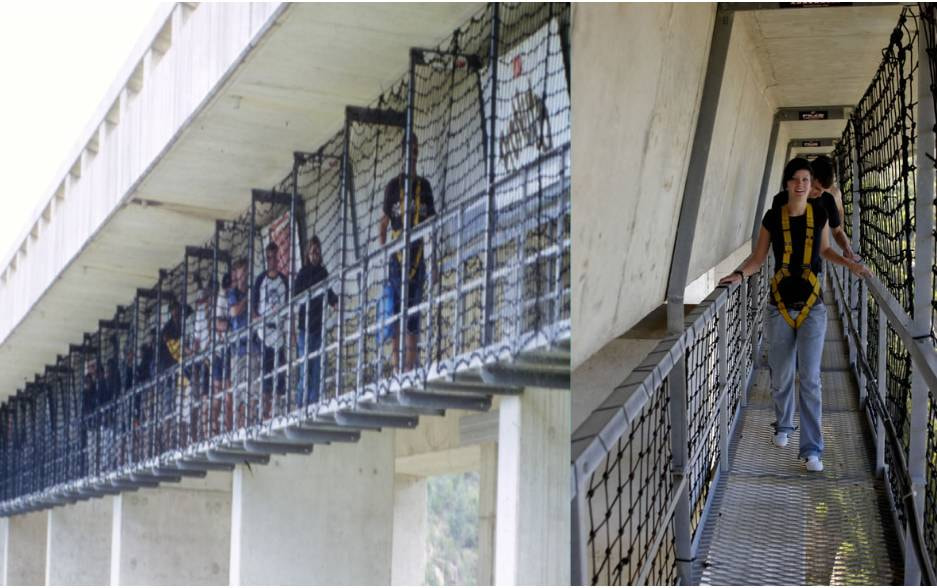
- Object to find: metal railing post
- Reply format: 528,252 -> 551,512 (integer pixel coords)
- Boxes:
247,199 -> 256,425
740,277 -> 750,407
482,3 -> 500,347
876,306 -> 886,477
337,120 -> 350,399
287,158 -> 299,413
399,54 -> 417,373
717,297 -> 729,473
858,278 -> 868,405
570,474 -> 589,585
669,359 -> 692,583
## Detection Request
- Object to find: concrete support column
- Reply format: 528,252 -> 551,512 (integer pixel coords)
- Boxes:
391,474 -> 427,585
0,518 -> 6,584
4,511 -> 48,586
47,498 -> 113,585
110,472 -> 232,586
229,430 -> 395,585
494,388 -> 570,585
478,441 -> 497,586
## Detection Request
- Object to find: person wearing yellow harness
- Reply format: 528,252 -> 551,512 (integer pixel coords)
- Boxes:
770,154 -> 859,263
380,135 -> 436,372
720,158 -> 869,473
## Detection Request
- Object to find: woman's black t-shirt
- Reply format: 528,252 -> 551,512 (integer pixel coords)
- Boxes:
770,190 -> 841,229
762,199 -> 828,307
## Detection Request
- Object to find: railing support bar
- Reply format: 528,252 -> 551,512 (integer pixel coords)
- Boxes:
752,113 -> 780,243
717,298 -> 729,473
876,305 -> 886,477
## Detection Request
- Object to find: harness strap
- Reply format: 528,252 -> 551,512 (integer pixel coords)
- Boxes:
391,177 -> 422,279
771,204 -> 822,329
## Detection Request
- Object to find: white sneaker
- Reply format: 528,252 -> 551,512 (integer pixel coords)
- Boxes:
773,432 -> 789,448
805,456 -> 824,472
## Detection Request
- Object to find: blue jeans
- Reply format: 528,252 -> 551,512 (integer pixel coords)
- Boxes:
766,303 -> 827,459
381,258 -> 425,342
295,331 -> 322,407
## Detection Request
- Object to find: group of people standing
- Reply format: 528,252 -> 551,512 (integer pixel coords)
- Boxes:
93,136 -> 438,442
719,155 -> 869,473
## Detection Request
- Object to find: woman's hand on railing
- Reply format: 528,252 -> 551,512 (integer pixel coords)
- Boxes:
718,270 -> 744,286
846,258 -> 871,278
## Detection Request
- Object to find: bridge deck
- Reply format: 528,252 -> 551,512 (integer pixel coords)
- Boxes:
693,293 -> 903,585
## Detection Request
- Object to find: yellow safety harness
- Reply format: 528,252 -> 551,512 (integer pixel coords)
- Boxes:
770,204 -> 821,329
392,177 -> 423,279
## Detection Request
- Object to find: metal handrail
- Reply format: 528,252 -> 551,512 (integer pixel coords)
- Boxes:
828,263 -> 937,586
571,268 -> 767,585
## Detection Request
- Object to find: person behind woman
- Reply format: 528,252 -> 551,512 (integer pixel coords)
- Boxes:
720,158 -> 869,472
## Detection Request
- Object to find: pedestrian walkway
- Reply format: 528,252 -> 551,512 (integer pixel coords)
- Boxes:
693,288 -> 902,585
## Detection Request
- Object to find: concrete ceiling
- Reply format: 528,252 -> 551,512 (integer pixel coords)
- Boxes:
740,4 -> 904,107
0,3 -> 483,397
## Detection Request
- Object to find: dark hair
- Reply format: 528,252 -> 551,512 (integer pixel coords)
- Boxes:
782,157 -> 812,185
265,242 -> 279,253
232,258 -> 248,271
309,235 -> 321,249
810,155 -> 834,189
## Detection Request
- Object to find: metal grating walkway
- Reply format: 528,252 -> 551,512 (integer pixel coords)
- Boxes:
693,299 -> 903,585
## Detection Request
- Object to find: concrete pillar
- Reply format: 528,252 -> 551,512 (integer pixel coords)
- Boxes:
47,497 -> 113,585
110,472 -> 232,586
494,388 -> 570,585
478,442 -> 497,586
391,474 -> 427,585
4,511 -> 48,586
0,518 -> 6,585
229,430 -> 395,585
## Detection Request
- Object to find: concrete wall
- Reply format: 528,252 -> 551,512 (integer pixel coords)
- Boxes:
684,15 -> 775,287
111,473 -> 232,585
5,511 -> 47,586
46,498 -> 112,585
230,432 -> 395,585
571,3 -> 715,368
572,3 -> 781,369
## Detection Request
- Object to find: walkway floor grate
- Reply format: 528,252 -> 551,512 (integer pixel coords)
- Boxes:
692,309 -> 903,585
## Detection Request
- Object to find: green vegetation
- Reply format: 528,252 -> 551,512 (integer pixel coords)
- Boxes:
425,472 -> 480,586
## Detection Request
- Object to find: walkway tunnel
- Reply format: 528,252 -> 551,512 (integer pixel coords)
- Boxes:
572,2 -> 937,586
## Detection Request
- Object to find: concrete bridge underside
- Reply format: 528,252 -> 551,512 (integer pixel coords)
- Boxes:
0,2 -> 483,400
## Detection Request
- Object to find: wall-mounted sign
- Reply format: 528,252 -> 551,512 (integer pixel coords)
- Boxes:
799,110 -> 828,121
779,2 -> 850,8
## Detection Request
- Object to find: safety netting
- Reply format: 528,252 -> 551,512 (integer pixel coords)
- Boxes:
583,379 -> 675,586
853,8 -> 918,316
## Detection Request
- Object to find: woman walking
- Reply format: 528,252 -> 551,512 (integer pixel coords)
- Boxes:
720,158 -> 869,472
